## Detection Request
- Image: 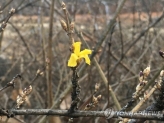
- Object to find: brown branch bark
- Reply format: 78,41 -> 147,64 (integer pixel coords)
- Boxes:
0,109 -> 164,121
47,0 -> 55,108
46,0 -> 55,123
0,8 -> 15,33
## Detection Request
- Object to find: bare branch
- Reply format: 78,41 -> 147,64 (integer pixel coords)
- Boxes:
0,74 -> 21,92
0,8 -> 15,33
0,109 -> 163,121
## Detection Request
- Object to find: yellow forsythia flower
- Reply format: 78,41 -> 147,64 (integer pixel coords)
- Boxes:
68,42 -> 92,67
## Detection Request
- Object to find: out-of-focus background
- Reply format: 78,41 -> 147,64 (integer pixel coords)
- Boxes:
0,0 -> 164,123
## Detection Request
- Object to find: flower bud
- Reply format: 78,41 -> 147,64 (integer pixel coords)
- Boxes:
69,22 -> 74,31
159,50 -> 164,58
60,20 -> 67,32
36,69 -> 41,75
143,66 -> 150,77
160,70 -> 164,77
95,83 -> 100,92
9,8 -> 15,14
61,1 -> 66,9
97,95 -> 102,100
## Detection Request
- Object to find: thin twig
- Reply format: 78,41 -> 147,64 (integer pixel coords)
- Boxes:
0,74 -> 21,92
0,8 -> 15,33
0,0 -> 13,12
9,22 -> 33,58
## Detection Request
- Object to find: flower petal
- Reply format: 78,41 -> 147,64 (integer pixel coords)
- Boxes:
79,49 -> 92,65
84,55 -> 91,65
79,49 -> 92,57
68,53 -> 78,67
73,42 -> 81,55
